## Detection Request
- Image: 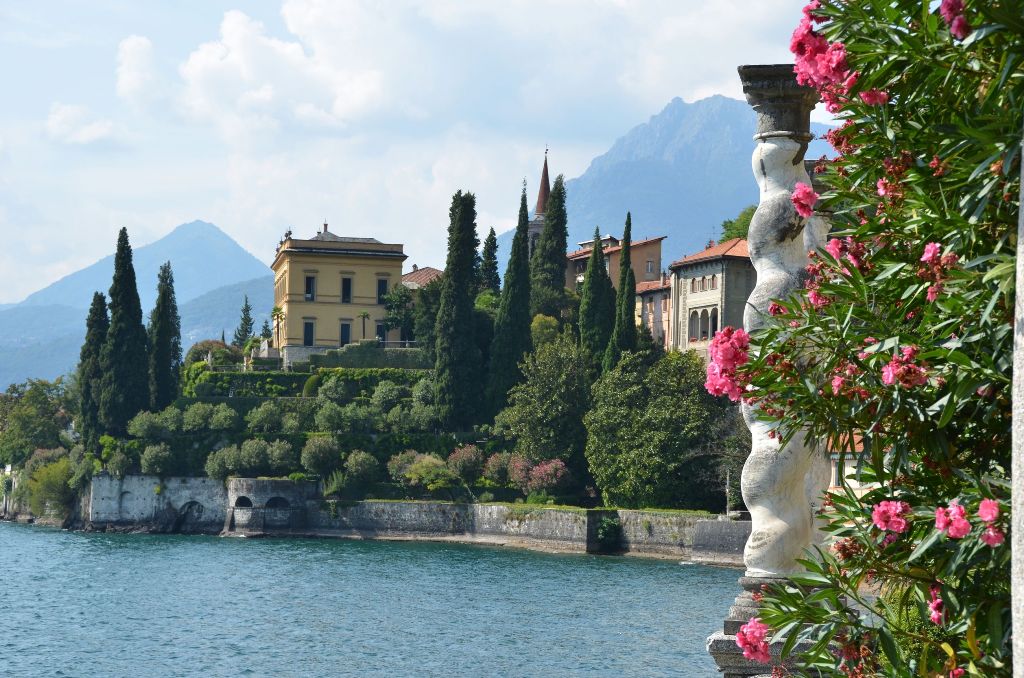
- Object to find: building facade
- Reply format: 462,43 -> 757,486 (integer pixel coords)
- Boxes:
636,275 -> 672,350
271,224 -> 407,367
668,238 -> 755,360
565,235 -> 666,293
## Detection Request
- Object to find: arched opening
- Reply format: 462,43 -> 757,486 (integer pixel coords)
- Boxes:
710,308 -> 719,337
688,311 -> 699,341
700,310 -> 710,340
234,496 -> 253,508
173,501 -> 206,534
265,497 -> 290,509
711,274 -> 717,290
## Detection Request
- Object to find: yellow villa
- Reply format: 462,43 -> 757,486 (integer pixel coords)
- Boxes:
271,223 -> 407,367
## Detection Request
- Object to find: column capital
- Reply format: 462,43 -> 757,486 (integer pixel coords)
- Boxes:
737,64 -> 818,143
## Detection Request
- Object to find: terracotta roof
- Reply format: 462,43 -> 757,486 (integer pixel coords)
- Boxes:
670,238 -> 749,268
535,155 -> 551,215
566,236 -> 667,261
636,276 -> 671,294
401,266 -> 443,288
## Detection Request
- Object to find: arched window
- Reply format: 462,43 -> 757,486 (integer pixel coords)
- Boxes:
710,307 -> 719,337
700,310 -> 710,340
711,274 -> 718,290
688,311 -> 699,340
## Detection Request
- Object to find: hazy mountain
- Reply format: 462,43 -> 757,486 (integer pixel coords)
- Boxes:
498,95 -> 832,270
18,220 -> 270,310
1,221 -> 274,388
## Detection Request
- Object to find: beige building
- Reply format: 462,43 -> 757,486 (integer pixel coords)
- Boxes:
668,238 -> 755,359
565,234 -> 666,293
636,275 -> 672,350
271,224 -> 407,367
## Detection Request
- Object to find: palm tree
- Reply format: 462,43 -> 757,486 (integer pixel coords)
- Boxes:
270,306 -> 285,348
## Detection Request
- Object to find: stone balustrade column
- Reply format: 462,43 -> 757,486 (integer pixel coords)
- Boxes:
707,64 -> 829,678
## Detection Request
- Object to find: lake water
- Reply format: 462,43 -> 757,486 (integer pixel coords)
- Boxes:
0,522 -> 738,677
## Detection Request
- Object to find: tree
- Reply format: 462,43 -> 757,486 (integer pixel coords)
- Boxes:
529,174 -> 568,318
495,332 -> 590,479
382,284 -> 415,341
270,306 -> 285,347
260,320 -> 272,340
434,191 -> 482,430
485,185 -> 533,416
603,212 -> 637,372
577,227 -> 616,372
148,262 -> 182,411
412,277 -> 442,363
77,292 -> 109,453
99,228 -> 149,437
0,380 -> 68,467
479,227 -> 500,295
720,205 -> 756,241
585,351 -> 730,509
530,314 -> 558,347
232,295 -> 254,347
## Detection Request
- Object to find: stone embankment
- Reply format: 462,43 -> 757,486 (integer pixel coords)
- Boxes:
15,474 -> 749,565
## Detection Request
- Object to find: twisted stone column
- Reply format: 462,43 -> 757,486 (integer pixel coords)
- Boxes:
708,64 -> 828,677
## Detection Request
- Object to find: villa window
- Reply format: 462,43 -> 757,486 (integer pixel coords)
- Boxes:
341,277 -> 352,303
303,320 -> 315,347
646,259 -> 654,274
711,274 -> 718,290
304,276 -> 316,302
340,322 -> 351,346
377,279 -> 388,305
375,323 -> 386,341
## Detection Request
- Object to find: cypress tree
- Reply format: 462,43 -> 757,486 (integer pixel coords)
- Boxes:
78,292 -> 109,452
434,191 -> 482,430
232,295 -> 254,347
485,184 -> 533,416
148,261 -> 181,411
529,174 -> 568,317
99,227 -> 149,436
260,320 -> 272,339
479,227 -> 501,295
603,212 -> 638,372
578,227 -> 615,371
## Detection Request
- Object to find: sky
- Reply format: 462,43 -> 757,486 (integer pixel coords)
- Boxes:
0,0 -> 818,304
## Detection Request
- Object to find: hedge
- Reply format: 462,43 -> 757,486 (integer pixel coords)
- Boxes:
314,368 -> 430,398
309,341 -> 431,369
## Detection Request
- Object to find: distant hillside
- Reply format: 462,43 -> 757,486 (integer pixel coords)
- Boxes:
1,221 -> 275,389
18,220 -> 270,310
498,95 -> 832,271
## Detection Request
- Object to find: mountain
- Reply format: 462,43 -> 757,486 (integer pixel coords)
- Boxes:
498,95 -> 832,271
18,220 -> 270,311
1,221 -> 274,389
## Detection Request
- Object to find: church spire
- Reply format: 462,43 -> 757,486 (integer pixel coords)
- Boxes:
535,149 -> 550,215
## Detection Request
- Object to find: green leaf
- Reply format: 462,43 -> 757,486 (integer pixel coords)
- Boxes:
908,529 -> 943,563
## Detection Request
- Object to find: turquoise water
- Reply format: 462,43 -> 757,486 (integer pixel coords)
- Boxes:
0,522 -> 737,677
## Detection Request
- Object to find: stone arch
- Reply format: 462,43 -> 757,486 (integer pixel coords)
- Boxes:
700,309 -> 710,339
173,500 -> 206,534
711,307 -> 719,337
265,497 -> 290,509
688,311 -> 699,340
234,496 -> 253,508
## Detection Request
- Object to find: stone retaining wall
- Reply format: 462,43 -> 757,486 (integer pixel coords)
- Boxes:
85,474 -> 227,533
691,519 -> 751,567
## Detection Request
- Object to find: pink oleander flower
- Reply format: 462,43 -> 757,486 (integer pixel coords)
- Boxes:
881,346 -> 928,388
981,525 -> 1005,547
950,14 -> 972,40
978,498 -> 1000,523
940,0 -> 964,22
921,242 -> 942,265
928,586 -> 944,625
926,283 -> 944,302
825,238 -> 843,260
949,668 -> 965,678
872,500 -> 911,533
768,301 -> 785,316
859,89 -> 890,106
831,375 -> 844,395
736,617 -> 771,663
791,182 -> 819,218
705,327 -> 751,402
807,288 -> 831,309
936,503 -> 971,539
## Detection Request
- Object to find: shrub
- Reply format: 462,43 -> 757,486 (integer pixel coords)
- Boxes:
182,402 -> 215,432
238,439 -> 270,475
483,452 -> 512,485
370,380 -> 409,414
387,450 -> 419,483
525,459 -> 569,495
281,412 -> 302,434
477,491 -> 495,503
267,439 -> 297,476
595,515 -> 622,552
157,407 -> 183,434
301,437 -> 339,478
127,411 -> 169,441
447,444 -> 484,483
530,314 -> 558,347
344,450 -> 379,488
404,454 -> 460,496
317,374 -> 351,402
508,454 -> 532,493
302,373 -> 322,398
407,403 -> 438,432
27,457 -> 75,518
205,444 -> 237,481
246,401 -> 282,433
209,403 -> 240,431
343,402 -> 375,433
411,379 -> 434,406
323,469 -> 346,497
184,339 -> 240,367
140,443 -> 174,476
315,400 -> 347,433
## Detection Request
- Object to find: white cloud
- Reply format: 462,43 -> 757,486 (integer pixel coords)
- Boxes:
116,35 -> 157,104
45,103 -> 114,144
